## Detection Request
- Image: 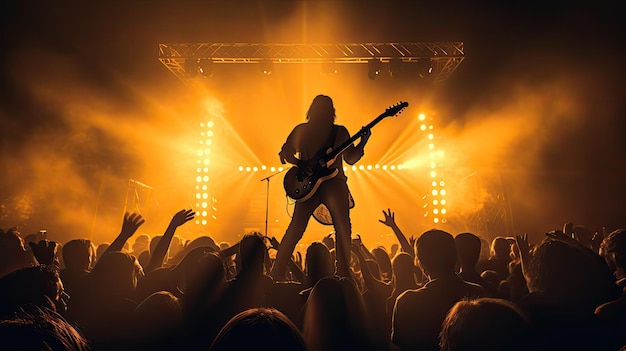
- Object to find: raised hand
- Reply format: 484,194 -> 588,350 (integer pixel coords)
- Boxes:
268,236 -> 281,251
29,240 -> 58,266
378,208 -> 397,227
546,229 -> 576,244
169,209 -> 195,228
120,212 -> 146,239
146,208 -> 194,273
514,234 -> 530,257
514,233 -> 531,278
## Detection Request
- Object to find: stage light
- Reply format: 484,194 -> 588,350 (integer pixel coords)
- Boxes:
418,113 -> 426,121
199,59 -> 213,78
368,59 -> 382,80
260,60 -> 273,75
417,58 -> 433,78
184,58 -> 199,78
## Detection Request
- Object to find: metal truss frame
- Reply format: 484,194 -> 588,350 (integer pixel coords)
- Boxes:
158,42 -> 464,83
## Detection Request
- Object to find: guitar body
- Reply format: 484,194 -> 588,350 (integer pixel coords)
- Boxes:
283,164 -> 339,201
283,101 -> 408,202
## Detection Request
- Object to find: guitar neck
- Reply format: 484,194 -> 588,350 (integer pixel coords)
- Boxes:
324,112 -> 388,162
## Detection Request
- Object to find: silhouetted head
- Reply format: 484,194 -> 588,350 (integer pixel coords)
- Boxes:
490,237 -> 512,260
600,229 -> 626,281
238,232 -> 267,274
525,239 -> 619,311
416,229 -> 457,277
0,229 -> 31,277
0,265 -> 65,316
62,239 -> 95,272
90,251 -> 143,298
306,95 -> 336,125
303,276 -> 369,351
0,308 -> 88,351
131,234 -> 150,254
95,243 -> 109,261
131,291 -> 182,345
440,297 -> 532,351
210,307 -> 307,351
305,241 -> 334,286
371,246 -> 392,280
391,252 -> 417,283
455,233 -> 482,270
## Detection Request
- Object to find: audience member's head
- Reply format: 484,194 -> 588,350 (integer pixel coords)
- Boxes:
237,232 -> 268,275
490,236 -> 512,260
0,307 -> 88,351
210,307 -> 308,351
131,234 -> 150,255
90,251 -> 143,298
371,246 -> 392,281
455,232 -> 481,271
95,243 -> 109,262
130,291 -> 182,348
600,229 -> 626,281
0,228 -> 32,277
303,277 -> 368,351
0,265 -> 65,316
62,239 -> 95,272
305,241 -> 333,286
525,239 -> 618,311
391,251 -> 418,286
416,229 -> 457,278
440,297 -> 532,351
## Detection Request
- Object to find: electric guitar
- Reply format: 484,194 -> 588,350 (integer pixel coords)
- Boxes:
283,101 -> 409,202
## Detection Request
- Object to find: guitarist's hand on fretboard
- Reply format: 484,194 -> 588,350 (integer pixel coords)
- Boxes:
359,128 -> 372,143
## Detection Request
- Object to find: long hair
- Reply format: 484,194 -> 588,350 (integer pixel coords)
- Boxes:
306,95 -> 336,125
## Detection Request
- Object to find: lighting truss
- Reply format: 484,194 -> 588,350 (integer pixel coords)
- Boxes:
158,42 -> 464,82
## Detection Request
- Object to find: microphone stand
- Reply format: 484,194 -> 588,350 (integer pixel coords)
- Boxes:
260,168 -> 287,236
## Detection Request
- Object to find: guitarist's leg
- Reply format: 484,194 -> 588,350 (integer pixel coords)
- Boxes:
321,178 -> 352,278
270,198 -> 319,281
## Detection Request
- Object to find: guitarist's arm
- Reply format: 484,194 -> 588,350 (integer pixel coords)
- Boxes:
279,126 -> 311,171
341,126 -> 371,165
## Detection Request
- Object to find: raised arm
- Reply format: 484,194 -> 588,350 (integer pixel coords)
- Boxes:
145,209 -> 195,273
379,209 -> 413,256
105,212 -> 146,255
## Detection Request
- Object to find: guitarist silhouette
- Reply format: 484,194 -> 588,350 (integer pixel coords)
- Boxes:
270,94 -> 371,281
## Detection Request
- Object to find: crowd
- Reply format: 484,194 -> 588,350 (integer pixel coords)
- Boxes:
1,207 -> 626,350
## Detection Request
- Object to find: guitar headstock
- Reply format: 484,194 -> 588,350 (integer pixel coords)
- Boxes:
384,101 -> 409,117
